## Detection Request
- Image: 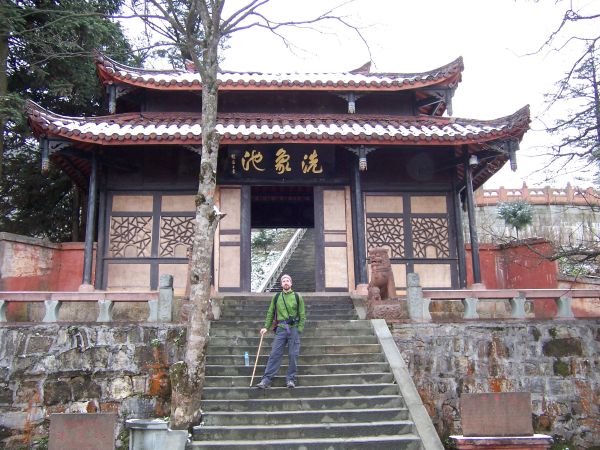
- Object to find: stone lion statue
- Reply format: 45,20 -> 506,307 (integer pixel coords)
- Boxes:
368,247 -> 396,301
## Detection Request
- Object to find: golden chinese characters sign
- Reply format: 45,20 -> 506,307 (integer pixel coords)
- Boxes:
221,145 -> 334,180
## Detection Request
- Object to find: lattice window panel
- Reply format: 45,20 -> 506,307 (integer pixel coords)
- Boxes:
411,217 -> 450,258
366,217 -> 405,258
109,216 -> 152,257
160,216 -> 194,257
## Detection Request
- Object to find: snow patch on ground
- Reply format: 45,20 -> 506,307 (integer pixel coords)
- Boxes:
251,228 -> 295,292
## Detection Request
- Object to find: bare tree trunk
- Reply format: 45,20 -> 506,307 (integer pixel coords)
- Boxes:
590,43 -> 600,145
169,25 -> 222,430
0,33 -> 8,181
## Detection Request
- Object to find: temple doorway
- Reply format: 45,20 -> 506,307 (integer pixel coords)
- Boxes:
250,186 -> 316,292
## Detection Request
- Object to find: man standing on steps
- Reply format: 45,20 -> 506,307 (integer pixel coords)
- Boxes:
256,274 -> 306,389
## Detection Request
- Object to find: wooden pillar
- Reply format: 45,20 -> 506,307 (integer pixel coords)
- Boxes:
453,180 -> 467,288
94,171 -> 106,289
464,153 -> 482,284
81,152 -> 97,289
240,185 -> 251,291
351,159 -> 368,285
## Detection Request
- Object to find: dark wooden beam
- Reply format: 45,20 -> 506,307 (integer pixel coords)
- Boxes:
82,152 -> 98,286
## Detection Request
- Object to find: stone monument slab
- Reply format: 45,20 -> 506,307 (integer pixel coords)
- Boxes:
461,392 -> 533,437
49,413 -> 117,450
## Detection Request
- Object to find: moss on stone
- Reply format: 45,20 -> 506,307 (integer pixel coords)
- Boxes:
531,327 -> 541,341
553,359 -> 571,377
543,338 -> 583,357
549,327 -> 557,339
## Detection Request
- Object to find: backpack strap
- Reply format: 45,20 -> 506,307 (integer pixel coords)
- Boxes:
271,292 -> 281,332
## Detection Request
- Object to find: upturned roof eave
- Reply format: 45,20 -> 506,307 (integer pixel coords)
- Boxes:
25,100 -> 530,148
95,52 -> 464,93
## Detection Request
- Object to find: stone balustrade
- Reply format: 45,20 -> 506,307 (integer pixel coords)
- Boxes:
0,275 -> 174,323
405,272 -> 600,321
475,183 -> 600,207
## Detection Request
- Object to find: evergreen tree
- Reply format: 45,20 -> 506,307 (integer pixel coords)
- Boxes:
0,0 -> 134,241
497,200 -> 533,239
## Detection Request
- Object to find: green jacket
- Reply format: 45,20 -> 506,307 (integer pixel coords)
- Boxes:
263,290 -> 306,333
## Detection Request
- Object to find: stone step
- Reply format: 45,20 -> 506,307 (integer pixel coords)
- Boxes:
207,352 -> 386,366
200,407 -> 409,425
187,434 -> 422,449
205,362 -> 390,376
194,420 -> 414,441
220,312 -> 357,320
208,335 -> 378,347
201,395 -> 405,413
222,303 -> 354,311
219,297 -> 354,304
204,372 -> 394,388
202,383 -> 400,400
206,343 -> 382,356
210,320 -> 371,329
209,327 -> 372,338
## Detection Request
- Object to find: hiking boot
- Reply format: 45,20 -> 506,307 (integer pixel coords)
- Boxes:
286,380 -> 296,389
256,380 -> 270,389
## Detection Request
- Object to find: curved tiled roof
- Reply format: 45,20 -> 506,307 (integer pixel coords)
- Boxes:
26,101 -> 529,147
95,53 -> 464,92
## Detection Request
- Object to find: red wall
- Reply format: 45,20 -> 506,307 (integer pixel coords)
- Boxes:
0,234 -> 94,292
466,239 -> 559,318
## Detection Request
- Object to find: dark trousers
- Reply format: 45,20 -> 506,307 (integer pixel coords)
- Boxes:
261,327 -> 300,383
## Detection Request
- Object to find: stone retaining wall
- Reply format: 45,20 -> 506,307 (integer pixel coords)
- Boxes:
0,324 -> 186,449
392,320 -> 600,449
2,320 -> 599,449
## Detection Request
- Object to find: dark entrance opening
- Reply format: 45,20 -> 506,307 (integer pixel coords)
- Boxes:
250,186 -> 314,227
250,186 -> 316,292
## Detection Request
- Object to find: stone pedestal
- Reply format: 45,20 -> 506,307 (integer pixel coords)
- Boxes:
126,418 -> 188,450
78,283 -> 95,293
450,434 -> 553,450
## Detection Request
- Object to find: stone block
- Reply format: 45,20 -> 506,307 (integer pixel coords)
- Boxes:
48,413 -> 116,450
71,376 -> 101,401
43,380 -> 71,406
461,392 -> 533,437
15,381 -> 39,404
26,336 -> 54,354
107,377 -> 132,400
0,385 -> 13,403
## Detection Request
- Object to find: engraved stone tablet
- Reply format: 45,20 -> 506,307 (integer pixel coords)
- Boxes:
461,392 -> 533,437
49,413 -> 117,450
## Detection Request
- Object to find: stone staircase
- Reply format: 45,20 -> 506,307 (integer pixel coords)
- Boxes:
268,228 -> 315,293
188,294 -> 436,449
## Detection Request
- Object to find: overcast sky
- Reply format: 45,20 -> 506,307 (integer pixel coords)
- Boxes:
216,0 -> 597,189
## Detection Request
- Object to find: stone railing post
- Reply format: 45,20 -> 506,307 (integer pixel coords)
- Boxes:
0,300 -> 6,322
97,299 -> 114,322
158,274 -> 174,322
555,295 -> 574,319
462,297 -> 479,319
43,299 -> 61,322
407,273 -> 431,321
510,292 -> 527,319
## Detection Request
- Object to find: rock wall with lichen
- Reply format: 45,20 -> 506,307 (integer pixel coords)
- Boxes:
1,320 -> 599,449
393,320 -> 600,449
0,324 -> 186,449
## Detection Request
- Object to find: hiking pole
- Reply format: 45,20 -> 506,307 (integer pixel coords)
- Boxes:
249,332 -> 264,387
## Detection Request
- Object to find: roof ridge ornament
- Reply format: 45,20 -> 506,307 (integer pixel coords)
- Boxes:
350,61 -> 371,74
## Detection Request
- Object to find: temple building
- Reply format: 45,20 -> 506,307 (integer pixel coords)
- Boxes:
26,54 -> 529,295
